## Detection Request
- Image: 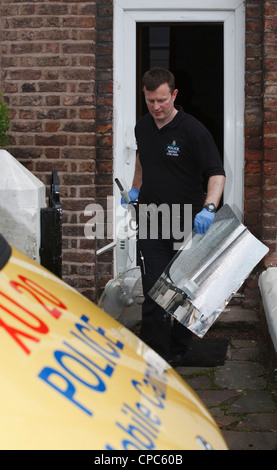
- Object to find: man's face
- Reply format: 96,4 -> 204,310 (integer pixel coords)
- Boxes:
143,83 -> 178,128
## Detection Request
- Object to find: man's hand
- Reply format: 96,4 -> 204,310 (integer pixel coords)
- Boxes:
194,208 -> 215,234
121,188 -> 139,206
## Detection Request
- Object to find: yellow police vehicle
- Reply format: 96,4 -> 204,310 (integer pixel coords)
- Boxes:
0,234 -> 227,450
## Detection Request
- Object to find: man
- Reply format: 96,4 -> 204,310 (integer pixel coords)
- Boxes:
126,68 -> 225,366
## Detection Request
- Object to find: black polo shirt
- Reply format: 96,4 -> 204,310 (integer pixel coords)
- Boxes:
135,106 -> 225,216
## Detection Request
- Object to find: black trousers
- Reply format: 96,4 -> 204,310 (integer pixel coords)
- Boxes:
138,222 -> 193,360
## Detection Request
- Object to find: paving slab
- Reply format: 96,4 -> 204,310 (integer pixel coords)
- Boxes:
186,375 -> 212,389
196,389 -> 241,407
222,430 -> 277,451
228,347 -> 259,361
237,413 -> 277,432
176,305 -> 277,450
227,390 -> 277,414
215,307 -> 260,326
214,361 -> 267,389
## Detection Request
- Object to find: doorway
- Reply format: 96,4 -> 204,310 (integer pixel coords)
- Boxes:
137,23 -> 224,160
113,0 -> 245,272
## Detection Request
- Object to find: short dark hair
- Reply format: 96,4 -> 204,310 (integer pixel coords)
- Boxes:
142,67 -> 176,94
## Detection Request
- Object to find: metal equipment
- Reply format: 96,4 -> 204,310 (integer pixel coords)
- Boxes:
97,179 -> 142,327
149,204 -> 269,338
40,170 -> 62,278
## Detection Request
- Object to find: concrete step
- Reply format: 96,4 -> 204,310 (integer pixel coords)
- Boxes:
213,305 -> 260,329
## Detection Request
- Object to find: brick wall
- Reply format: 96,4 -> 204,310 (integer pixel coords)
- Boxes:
244,0 -> 264,241
95,0 -> 114,297
243,0 -> 277,306
243,0 -> 264,306
0,1 -> 276,307
262,0 -> 277,267
0,0 -> 114,301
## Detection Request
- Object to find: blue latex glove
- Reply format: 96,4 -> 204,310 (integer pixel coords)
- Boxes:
121,188 -> 139,206
194,208 -> 215,234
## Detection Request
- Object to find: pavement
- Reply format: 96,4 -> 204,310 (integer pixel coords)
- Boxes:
175,305 -> 277,451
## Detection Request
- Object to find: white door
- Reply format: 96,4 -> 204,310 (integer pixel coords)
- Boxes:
113,0 -> 245,271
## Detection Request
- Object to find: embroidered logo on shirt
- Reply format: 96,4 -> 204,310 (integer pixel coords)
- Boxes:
165,140 -> 180,157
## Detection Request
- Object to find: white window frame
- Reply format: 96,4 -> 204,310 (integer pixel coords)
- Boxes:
113,0 -> 245,220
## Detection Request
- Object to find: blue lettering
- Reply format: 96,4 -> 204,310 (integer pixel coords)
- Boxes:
70,331 -> 116,366
37,315 -> 124,418
115,422 -> 155,450
121,403 -> 160,435
81,315 -> 124,350
132,380 -> 164,408
38,367 -> 93,416
54,350 -> 106,392
73,322 -> 122,359
136,402 -> 161,426
64,341 -> 114,378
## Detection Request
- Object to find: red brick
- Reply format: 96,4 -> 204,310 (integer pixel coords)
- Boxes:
263,162 -> 277,175
44,122 -> 60,133
35,135 -> 67,146
264,254 -> 277,268
264,122 -> 277,134
245,149 -> 263,161
264,149 -> 277,161
245,161 -> 262,173
264,136 -> 277,149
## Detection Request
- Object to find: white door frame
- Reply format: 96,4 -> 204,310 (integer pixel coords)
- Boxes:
113,0 -> 245,273
113,0 -> 245,218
